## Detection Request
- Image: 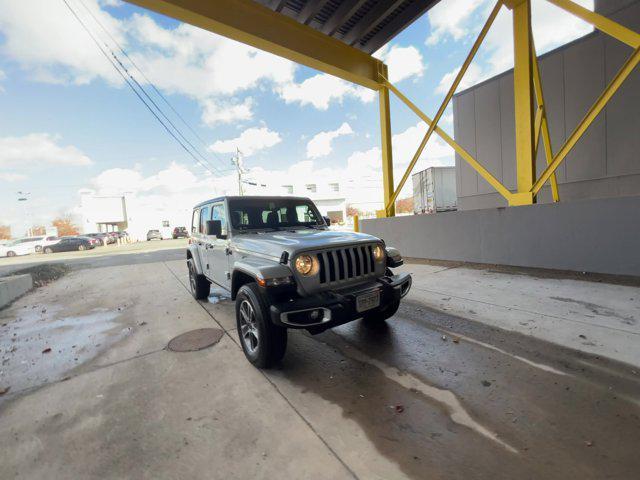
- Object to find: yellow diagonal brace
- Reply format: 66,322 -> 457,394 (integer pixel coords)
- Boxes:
384,0 -> 503,212
532,46 -> 640,195
530,33 -> 559,201
545,0 -> 640,49
533,105 -> 543,155
383,79 -> 514,202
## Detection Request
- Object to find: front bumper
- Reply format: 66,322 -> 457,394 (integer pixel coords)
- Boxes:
269,273 -> 412,333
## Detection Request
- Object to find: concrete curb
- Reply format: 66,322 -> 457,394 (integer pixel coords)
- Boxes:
0,274 -> 33,309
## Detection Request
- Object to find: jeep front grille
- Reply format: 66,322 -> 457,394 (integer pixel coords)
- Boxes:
316,245 -> 376,285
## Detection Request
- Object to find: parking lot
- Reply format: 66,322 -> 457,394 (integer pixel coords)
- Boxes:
1,243 -> 639,479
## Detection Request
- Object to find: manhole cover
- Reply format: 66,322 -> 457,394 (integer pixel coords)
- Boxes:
168,328 -> 224,352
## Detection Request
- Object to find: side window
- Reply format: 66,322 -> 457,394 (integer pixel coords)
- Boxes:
295,205 -> 318,223
211,204 -> 227,237
191,208 -> 200,235
199,206 -> 210,234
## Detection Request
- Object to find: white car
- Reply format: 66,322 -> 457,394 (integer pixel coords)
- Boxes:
10,235 -> 60,253
0,240 -> 36,257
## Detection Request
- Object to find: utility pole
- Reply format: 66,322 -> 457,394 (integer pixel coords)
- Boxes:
231,148 -> 245,196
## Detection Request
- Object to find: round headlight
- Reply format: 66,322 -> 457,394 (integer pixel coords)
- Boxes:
295,254 -> 318,276
373,245 -> 385,262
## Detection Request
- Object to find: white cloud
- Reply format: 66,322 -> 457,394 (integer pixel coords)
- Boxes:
426,0 -> 485,46
0,0 -> 126,85
0,1 -> 294,123
0,172 -> 27,182
345,121 -> 455,198
278,74 -> 375,110
306,122 -> 353,159
435,63 -> 483,94
0,69 -> 6,92
375,44 -> 425,83
0,133 -> 92,168
201,97 -> 253,126
209,127 -> 282,156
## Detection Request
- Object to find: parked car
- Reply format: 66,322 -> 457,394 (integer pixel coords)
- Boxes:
83,236 -> 101,247
147,229 -> 163,241
36,235 -> 61,252
85,233 -> 110,246
0,240 -> 36,257
187,196 -> 411,368
11,236 -> 57,253
172,226 -> 189,239
107,232 -> 120,244
43,237 -> 95,253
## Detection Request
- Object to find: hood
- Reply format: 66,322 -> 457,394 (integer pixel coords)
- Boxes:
233,229 -> 380,259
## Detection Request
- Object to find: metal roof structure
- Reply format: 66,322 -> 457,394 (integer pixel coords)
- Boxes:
253,0 -> 441,54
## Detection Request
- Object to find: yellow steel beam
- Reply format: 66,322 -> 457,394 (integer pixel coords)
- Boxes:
509,0 -> 536,205
532,46 -> 640,194
530,33 -> 559,201
378,64 -> 395,217
545,0 -> 640,49
383,79 -> 514,202
383,0 -> 504,213
125,0 -> 383,90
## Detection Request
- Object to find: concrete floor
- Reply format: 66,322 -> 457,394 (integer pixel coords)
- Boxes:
1,247 -> 639,479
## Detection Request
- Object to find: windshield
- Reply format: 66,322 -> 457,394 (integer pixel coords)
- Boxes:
228,198 -> 325,231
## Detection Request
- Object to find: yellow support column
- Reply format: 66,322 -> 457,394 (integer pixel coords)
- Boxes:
379,64 -> 395,217
509,0 -> 536,206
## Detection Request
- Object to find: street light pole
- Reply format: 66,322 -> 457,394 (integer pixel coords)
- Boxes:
17,191 -> 31,237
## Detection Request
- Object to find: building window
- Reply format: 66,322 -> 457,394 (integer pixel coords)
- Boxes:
329,183 -> 339,192
305,184 -> 317,193
282,185 -> 293,194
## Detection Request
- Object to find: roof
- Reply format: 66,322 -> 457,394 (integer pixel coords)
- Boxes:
194,195 -> 313,209
253,0 -> 441,54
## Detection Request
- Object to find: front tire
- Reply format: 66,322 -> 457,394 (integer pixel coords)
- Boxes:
44,247 -> 53,254
188,258 -> 210,299
7,251 -> 16,257
236,283 -> 287,368
78,245 -> 85,251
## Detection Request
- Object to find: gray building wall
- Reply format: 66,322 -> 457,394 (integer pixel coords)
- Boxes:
361,195 -> 640,277
453,0 -> 640,210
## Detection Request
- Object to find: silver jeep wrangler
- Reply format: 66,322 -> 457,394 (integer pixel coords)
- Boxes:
187,196 -> 411,368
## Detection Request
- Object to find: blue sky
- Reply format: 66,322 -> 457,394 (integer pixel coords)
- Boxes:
0,0 -> 593,235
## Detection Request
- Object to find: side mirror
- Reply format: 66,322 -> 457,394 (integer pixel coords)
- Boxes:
206,220 -> 222,237
323,216 -> 331,226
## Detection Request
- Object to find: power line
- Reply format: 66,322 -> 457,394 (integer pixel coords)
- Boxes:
61,0 -> 220,177
75,0 -> 231,173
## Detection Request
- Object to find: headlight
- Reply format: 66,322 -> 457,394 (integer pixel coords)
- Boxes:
373,245 -> 385,262
295,254 -> 319,276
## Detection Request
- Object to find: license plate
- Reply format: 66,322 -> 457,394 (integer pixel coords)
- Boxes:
356,290 -> 381,313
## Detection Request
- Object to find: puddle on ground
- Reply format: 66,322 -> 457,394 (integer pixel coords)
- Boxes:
0,305 -> 128,396
327,333 -> 518,454
207,288 -> 231,305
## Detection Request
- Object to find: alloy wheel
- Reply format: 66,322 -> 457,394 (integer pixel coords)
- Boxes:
239,300 -> 259,354
188,262 -> 197,293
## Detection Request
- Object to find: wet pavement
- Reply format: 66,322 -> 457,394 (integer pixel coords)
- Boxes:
196,294 -> 640,479
1,252 -> 639,479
